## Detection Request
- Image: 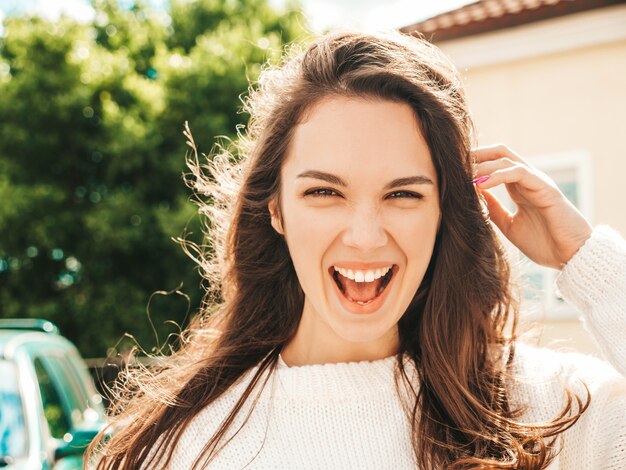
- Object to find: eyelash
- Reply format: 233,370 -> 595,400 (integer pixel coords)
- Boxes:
387,190 -> 424,200
304,188 -> 423,200
304,188 -> 338,198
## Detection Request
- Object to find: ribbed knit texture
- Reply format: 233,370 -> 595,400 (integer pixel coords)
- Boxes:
163,225 -> 626,469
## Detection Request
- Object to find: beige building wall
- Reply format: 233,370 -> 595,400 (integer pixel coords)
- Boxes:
436,4 -> 626,358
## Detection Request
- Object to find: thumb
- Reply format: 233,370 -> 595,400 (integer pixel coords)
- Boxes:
478,188 -> 512,236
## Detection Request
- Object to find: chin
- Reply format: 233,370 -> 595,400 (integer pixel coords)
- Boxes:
328,314 -> 398,345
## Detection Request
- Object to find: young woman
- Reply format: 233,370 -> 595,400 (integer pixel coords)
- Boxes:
88,30 -> 626,469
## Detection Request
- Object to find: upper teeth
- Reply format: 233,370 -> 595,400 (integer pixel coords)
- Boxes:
334,266 -> 392,283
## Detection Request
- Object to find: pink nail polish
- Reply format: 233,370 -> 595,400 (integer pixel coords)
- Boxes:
472,175 -> 490,185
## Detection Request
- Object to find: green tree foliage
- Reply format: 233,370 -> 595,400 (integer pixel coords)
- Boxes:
0,0 -> 309,357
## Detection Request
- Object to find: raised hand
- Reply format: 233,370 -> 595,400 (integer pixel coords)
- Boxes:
473,144 -> 592,270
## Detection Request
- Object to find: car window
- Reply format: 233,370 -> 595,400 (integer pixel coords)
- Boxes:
33,357 -> 71,439
62,351 -> 105,421
0,360 -> 28,458
46,355 -> 90,426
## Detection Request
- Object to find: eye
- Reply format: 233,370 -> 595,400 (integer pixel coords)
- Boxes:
303,188 -> 340,198
386,190 -> 423,200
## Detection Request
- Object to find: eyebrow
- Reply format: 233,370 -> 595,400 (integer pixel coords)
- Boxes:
296,170 -> 434,189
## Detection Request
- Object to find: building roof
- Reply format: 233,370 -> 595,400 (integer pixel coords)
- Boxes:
400,0 -> 626,43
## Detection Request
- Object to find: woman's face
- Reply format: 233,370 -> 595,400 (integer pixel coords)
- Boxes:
270,96 -> 441,361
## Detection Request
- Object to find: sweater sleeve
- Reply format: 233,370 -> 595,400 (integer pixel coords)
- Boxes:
555,224 -> 626,376
551,224 -> 626,469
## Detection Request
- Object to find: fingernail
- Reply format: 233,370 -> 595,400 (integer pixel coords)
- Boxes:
472,175 -> 490,185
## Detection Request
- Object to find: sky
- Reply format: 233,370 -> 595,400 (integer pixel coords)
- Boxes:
269,0 -> 475,32
0,0 -> 474,33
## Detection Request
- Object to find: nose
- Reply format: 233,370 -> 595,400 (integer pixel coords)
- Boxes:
341,204 -> 388,252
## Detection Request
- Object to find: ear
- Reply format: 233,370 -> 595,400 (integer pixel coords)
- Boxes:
268,199 -> 284,235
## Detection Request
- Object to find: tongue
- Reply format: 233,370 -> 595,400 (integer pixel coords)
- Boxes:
342,277 -> 383,302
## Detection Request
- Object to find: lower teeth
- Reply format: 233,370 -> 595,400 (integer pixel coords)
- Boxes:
350,298 -> 374,305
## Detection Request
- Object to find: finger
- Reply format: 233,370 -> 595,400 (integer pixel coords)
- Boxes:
478,188 -> 513,235
472,144 -> 529,165
473,157 -> 518,178
474,164 -> 547,193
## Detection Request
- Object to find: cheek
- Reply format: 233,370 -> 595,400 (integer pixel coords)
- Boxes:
281,207 -> 343,306
282,203 -> 342,268
388,208 -> 440,260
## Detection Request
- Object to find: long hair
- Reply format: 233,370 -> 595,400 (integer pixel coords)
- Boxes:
87,30 -> 589,469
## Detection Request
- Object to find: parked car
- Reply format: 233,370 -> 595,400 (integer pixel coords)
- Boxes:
0,319 -> 106,469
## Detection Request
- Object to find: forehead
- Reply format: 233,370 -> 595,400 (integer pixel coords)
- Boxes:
284,96 -> 436,181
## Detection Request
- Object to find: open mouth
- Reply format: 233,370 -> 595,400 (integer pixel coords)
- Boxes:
329,265 -> 397,306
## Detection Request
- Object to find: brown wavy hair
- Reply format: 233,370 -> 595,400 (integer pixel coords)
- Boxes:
87,30 -> 589,469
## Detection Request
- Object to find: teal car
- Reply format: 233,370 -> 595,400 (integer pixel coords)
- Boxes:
0,319 -> 106,469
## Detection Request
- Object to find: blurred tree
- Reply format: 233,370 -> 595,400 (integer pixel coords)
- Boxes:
0,0 -> 309,357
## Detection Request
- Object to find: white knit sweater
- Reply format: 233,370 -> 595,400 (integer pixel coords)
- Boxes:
164,225 -> 626,469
